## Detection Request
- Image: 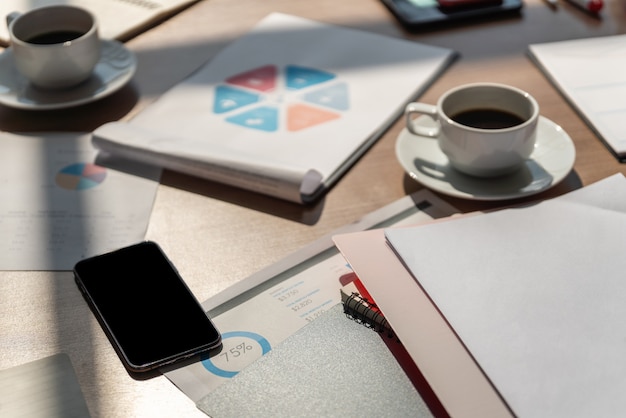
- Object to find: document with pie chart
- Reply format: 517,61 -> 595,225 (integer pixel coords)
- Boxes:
0,132 -> 160,270
93,12 -> 455,204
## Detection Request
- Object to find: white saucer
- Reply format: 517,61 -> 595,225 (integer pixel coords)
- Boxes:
0,39 -> 136,110
396,116 -> 576,201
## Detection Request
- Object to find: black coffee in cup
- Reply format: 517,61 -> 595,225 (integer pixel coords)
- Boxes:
7,5 -> 100,89
451,108 -> 525,129
26,30 -> 84,45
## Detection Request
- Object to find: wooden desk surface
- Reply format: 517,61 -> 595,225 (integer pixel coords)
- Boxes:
1,0 -> 625,416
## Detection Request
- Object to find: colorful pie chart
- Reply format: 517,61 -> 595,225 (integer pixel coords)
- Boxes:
215,64 -> 349,132
55,163 -> 107,190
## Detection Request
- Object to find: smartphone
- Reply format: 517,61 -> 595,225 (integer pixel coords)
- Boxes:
74,241 -> 222,373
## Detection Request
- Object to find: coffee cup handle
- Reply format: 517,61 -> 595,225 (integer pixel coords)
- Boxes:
6,11 -> 20,29
405,102 -> 441,137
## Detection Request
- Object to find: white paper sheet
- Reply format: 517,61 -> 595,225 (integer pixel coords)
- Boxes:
0,353 -> 91,418
529,36 -> 626,159
384,174 -> 626,417
0,132 -> 160,270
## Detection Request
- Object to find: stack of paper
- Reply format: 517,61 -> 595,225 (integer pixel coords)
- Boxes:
333,173 -> 626,418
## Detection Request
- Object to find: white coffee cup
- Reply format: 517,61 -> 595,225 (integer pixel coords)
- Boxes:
6,5 -> 100,89
405,83 -> 539,177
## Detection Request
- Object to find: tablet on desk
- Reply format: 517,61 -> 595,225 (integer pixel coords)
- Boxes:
381,0 -> 523,30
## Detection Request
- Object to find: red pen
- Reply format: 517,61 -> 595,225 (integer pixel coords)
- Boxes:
567,0 -> 603,13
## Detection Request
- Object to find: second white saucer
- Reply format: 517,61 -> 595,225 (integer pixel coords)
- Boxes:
395,115 -> 576,201
0,39 -> 136,110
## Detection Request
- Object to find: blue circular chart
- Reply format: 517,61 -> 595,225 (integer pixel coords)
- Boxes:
202,331 -> 271,378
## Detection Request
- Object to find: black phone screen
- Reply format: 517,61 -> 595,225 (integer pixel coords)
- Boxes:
74,241 -> 221,372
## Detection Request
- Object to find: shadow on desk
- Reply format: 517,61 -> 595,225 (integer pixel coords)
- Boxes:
402,169 -> 583,212
0,81 -> 139,133
160,170 -> 326,225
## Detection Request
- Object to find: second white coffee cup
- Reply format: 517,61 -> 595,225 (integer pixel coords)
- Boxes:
6,5 -> 100,89
405,83 -> 539,178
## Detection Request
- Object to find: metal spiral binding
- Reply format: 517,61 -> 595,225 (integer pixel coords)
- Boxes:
342,292 -> 397,340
